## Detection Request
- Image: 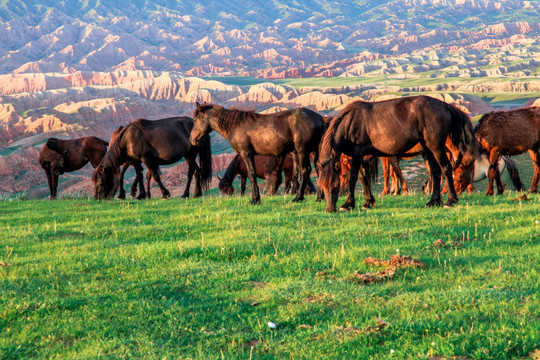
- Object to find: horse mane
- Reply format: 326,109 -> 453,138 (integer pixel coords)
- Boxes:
220,108 -> 257,133
320,101 -> 360,164
196,104 -> 257,134
99,124 -> 132,171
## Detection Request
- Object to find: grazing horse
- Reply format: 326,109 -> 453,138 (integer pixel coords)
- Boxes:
219,154 -> 297,195
190,103 -> 324,204
109,126 -> 149,200
318,96 -> 479,212
38,136 -> 109,199
93,117 -> 212,200
454,107 -> 540,195
453,155 -> 523,194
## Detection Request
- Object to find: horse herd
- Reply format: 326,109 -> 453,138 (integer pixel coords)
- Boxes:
38,95 -> 540,212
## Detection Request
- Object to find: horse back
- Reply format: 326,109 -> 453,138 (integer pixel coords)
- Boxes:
123,117 -> 194,163
476,108 -> 540,154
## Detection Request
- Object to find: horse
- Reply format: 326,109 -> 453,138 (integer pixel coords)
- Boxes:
38,136 -> 109,199
190,103 -> 324,204
93,117 -> 212,200
109,125 -> 148,200
454,107 -> 539,195
453,155 -> 523,194
318,96 -> 480,212
219,154 -> 298,195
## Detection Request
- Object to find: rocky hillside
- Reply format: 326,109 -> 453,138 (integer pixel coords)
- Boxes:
3,70 -> 538,198
0,1 -> 538,78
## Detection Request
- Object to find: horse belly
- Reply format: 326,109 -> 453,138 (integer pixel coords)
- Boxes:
251,131 -> 292,157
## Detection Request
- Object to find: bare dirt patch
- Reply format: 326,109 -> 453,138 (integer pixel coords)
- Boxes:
349,255 -> 425,284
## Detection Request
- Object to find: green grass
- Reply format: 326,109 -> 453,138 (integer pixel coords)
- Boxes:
1,192 -> 538,359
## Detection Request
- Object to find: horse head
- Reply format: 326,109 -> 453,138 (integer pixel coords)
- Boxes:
92,164 -> 119,200
317,154 -> 341,212
453,154 -> 476,194
191,102 -> 218,146
218,175 -> 234,195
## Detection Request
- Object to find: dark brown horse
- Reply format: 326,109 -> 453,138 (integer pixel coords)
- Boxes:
190,103 -> 324,204
38,136 -> 109,199
93,117 -> 212,200
318,96 -> 480,212
219,154 -> 297,195
454,107 -> 539,195
109,126 -> 148,200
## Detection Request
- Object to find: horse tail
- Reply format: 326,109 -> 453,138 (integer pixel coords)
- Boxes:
446,103 -> 481,159
503,156 -> 524,191
363,155 -> 379,183
198,134 -> 213,191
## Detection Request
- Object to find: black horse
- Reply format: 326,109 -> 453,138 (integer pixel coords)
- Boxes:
93,117 -> 212,200
318,96 -> 480,212
190,103 -> 324,204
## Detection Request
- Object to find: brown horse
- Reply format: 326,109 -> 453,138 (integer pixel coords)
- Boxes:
453,155 -> 523,194
93,117 -> 212,200
109,126 -> 149,200
38,136 -> 109,199
455,107 -> 539,195
191,103 -> 324,204
318,96 -> 480,212
219,154 -> 298,195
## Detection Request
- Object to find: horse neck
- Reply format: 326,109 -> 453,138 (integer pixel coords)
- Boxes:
222,156 -> 240,183
101,141 -> 124,172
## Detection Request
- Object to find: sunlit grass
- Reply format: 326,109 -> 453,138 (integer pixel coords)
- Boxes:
0,191 -> 538,359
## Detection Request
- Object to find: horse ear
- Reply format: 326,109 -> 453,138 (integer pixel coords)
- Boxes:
196,102 -> 202,111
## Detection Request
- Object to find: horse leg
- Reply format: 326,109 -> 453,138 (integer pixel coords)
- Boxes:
51,170 -> 60,200
240,152 -> 260,204
144,159 -> 169,199
359,158 -> 376,208
339,154 -> 363,211
390,160 -> 401,195
145,169 -> 152,199
291,152 -> 300,195
44,168 -> 55,200
528,149 -> 540,193
240,175 -> 247,195
431,147 -> 459,207
381,157 -> 391,195
117,163 -> 129,199
293,151 -> 311,202
486,148 -> 501,195
182,157 -> 199,198
423,149 -> 443,207
266,156 -> 284,196
133,162 -> 146,199
284,169 -> 292,195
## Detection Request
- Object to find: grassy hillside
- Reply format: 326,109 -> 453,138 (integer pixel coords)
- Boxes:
1,193 -> 538,359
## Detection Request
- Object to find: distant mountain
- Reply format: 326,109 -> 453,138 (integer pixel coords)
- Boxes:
0,0 -> 539,77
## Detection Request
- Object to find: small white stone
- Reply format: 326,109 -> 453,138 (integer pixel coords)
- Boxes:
267,322 -> 277,329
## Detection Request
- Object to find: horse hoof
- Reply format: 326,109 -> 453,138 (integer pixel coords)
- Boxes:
425,200 -> 442,208
251,198 -> 261,205
292,197 -> 305,203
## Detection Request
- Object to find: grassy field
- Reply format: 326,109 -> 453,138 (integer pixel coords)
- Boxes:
1,190 -> 538,359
